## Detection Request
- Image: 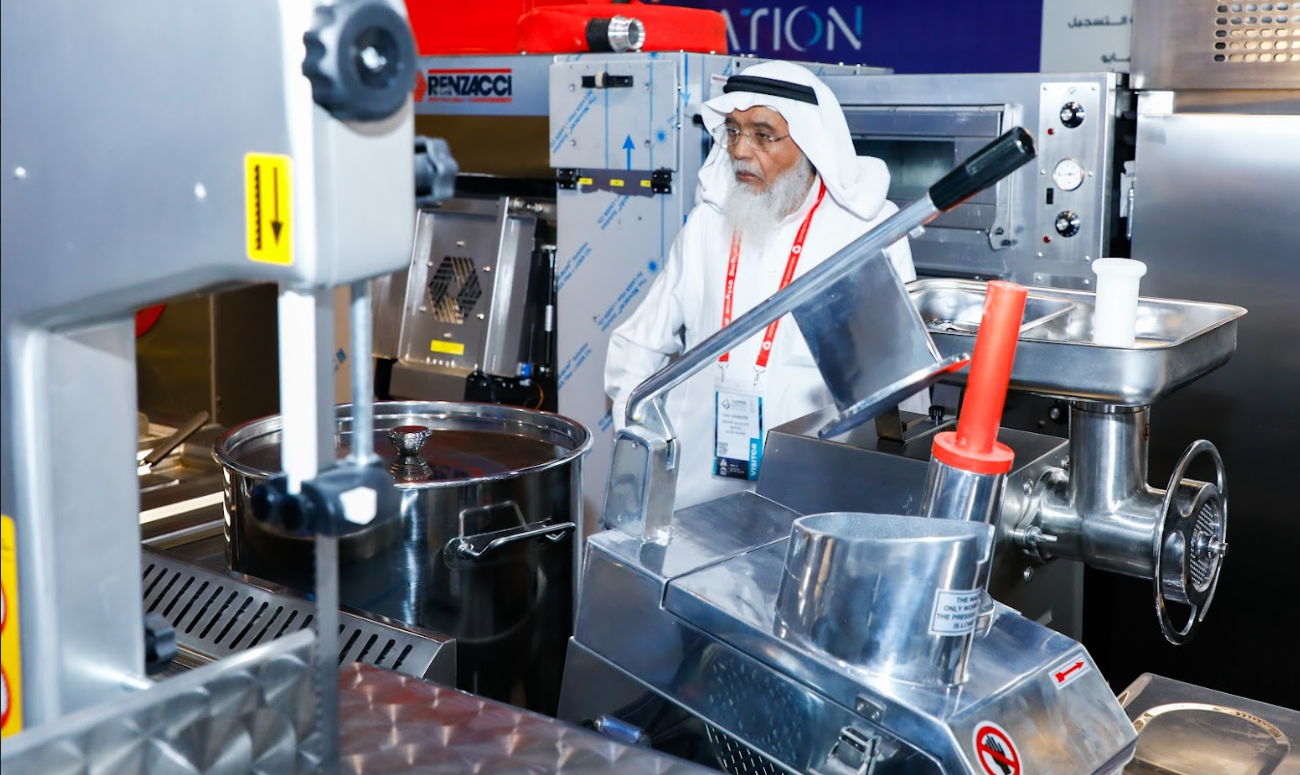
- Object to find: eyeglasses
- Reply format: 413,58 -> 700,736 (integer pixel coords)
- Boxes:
721,125 -> 790,152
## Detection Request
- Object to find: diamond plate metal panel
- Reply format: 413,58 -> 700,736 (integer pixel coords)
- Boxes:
338,663 -> 716,774
2,631 -> 320,775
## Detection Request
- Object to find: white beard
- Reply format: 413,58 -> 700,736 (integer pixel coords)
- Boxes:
724,157 -> 815,243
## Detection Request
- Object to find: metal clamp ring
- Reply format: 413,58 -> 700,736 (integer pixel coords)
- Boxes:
1153,439 -> 1228,645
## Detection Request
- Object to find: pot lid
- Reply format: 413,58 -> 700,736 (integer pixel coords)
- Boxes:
214,400 -> 591,487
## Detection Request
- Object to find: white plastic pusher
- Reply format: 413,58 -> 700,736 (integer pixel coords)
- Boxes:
1092,257 -> 1148,347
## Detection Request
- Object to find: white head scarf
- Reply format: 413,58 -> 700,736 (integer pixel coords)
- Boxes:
698,61 -> 890,222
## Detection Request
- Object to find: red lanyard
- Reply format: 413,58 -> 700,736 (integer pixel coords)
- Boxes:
719,179 -> 827,370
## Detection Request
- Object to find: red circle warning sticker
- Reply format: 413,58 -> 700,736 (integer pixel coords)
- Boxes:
973,721 -> 1022,775
2,666 -> 10,728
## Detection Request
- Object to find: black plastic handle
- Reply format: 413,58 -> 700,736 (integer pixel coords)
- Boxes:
929,127 -> 1036,212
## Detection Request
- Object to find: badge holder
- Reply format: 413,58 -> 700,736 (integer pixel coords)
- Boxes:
713,367 -> 766,480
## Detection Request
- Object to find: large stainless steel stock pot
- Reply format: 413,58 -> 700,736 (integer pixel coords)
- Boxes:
214,400 -> 591,714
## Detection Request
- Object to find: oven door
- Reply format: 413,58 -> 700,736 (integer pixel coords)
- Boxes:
846,106 -> 1010,239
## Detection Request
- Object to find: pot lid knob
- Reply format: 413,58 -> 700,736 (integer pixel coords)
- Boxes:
388,424 -> 433,455
388,424 -> 433,481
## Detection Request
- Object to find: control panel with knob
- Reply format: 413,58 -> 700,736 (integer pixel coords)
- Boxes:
1054,210 -> 1081,237
1059,101 -> 1085,128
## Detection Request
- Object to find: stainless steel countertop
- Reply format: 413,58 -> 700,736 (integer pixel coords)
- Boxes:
338,662 -> 716,774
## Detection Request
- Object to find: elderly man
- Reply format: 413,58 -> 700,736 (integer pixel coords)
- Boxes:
604,60 -> 917,509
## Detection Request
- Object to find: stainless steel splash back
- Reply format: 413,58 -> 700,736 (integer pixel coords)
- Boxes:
1105,90 -> 1300,708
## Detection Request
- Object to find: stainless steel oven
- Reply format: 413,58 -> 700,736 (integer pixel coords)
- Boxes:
824,72 -> 1133,289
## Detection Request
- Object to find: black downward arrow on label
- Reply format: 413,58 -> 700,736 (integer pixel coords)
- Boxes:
253,165 -> 264,251
271,167 -> 283,243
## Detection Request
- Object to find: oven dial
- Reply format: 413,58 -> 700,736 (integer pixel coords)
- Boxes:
1060,101 -> 1085,128
1055,210 -> 1081,237
1053,158 -> 1086,191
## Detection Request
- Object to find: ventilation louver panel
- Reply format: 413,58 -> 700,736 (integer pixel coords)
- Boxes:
142,548 -> 452,682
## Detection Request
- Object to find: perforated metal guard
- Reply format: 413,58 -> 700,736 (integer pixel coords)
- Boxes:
142,548 -> 454,683
1191,498 -> 1223,590
1212,3 -> 1299,64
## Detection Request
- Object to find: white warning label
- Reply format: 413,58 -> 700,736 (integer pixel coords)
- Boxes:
931,589 -> 982,635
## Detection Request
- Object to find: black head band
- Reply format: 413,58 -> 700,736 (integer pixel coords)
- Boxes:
722,75 -> 819,106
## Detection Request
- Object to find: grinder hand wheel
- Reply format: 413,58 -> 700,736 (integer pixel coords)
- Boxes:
1153,439 -> 1228,645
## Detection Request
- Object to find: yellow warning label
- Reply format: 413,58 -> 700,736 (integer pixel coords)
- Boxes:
1,515 -> 22,738
610,178 -> 625,187
577,177 -> 594,186
244,153 -> 293,265
430,340 -> 466,356
640,179 -> 652,188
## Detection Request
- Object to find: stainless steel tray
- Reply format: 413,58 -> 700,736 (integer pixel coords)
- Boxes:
1117,672 -> 1298,775
908,279 -> 1247,405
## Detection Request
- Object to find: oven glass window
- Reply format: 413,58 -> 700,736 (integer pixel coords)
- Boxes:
852,138 -> 955,203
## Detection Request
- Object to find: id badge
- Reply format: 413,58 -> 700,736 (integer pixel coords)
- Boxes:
714,382 -> 764,480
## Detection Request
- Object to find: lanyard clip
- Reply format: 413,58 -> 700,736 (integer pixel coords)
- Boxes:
752,366 -> 765,386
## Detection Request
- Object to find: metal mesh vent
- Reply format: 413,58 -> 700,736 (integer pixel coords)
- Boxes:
427,255 -> 483,324
705,723 -> 787,775
1212,3 -> 1299,63
142,549 -> 452,682
701,651 -> 805,773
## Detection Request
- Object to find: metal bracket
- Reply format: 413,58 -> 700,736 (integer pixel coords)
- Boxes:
813,726 -> 882,775
581,73 -> 634,89
556,168 -> 580,190
650,168 -> 673,194
1120,159 -> 1137,241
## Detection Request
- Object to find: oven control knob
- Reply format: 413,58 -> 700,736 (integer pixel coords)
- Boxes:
1054,210 -> 1081,237
1059,101 -> 1086,128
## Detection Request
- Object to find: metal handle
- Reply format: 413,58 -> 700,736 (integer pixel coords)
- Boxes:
928,127 -> 1036,211
625,199 -> 933,430
451,521 -> 575,560
1153,439 -> 1227,645
140,410 -> 209,470
624,128 -> 1037,431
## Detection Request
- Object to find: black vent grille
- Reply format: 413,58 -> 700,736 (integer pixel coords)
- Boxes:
427,255 -> 483,324
142,549 -> 452,682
